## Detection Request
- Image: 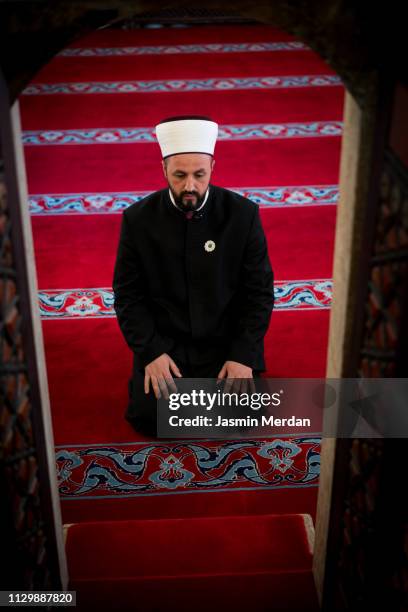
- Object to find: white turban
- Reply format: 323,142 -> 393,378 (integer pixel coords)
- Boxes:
155,115 -> 218,159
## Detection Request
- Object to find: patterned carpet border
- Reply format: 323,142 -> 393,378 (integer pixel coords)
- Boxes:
58,41 -> 309,56
56,436 -> 321,500
22,121 -> 342,146
29,185 -> 339,215
39,280 -> 332,319
23,75 -> 342,96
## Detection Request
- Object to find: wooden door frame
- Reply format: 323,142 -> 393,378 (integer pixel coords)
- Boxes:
314,74 -> 394,605
0,71 -> 69,588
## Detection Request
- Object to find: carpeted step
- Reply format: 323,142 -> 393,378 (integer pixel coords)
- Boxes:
65,513 -> 319,611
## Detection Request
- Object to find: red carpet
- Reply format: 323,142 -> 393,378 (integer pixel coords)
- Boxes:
20,22 -> 344,526
66,513 -> 318,611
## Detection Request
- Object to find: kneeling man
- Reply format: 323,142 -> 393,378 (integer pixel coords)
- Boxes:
112,115 -> 274,436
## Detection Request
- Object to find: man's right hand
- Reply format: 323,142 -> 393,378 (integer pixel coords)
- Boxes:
144,353 -> 182,400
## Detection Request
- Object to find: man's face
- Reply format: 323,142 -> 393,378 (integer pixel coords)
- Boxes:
162,153 -> 215,211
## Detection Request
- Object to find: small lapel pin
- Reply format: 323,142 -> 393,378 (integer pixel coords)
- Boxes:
204,240 -> 216,252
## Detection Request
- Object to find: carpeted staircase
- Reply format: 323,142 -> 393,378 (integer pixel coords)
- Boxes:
22,21 -> 342,526
19,19 -> 345,609
64,513 -> 319,611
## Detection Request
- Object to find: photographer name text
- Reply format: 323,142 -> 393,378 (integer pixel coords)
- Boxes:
168,415 -> 311,427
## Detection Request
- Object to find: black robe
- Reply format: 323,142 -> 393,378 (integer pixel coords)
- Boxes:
112,184 -> 274,376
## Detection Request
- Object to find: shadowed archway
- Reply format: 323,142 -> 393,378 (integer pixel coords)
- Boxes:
1,3 -> 407,609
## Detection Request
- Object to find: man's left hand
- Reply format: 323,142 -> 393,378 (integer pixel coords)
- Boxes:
216,360 -> 255,395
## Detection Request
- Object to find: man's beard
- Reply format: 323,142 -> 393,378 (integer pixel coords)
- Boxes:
170,188 -> 206,212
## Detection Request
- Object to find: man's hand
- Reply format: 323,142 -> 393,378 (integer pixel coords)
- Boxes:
216,360 -> 256,395
145,353 -> 182,400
